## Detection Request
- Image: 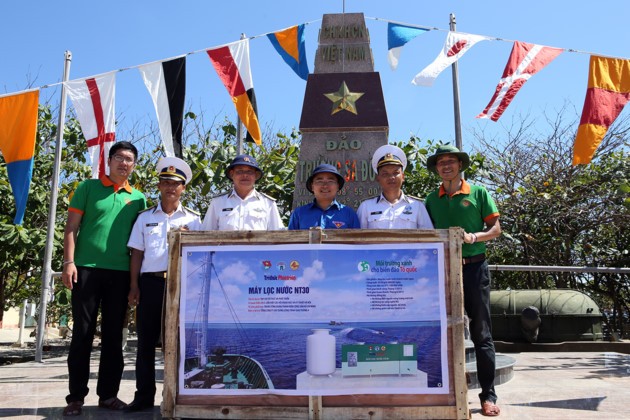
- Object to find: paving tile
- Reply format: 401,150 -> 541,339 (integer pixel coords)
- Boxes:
2,327 -> 629,419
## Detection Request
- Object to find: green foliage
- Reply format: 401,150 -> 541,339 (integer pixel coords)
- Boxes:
471,110 -> 630,335
2,102 -> 628,338
0,105 -> 89,325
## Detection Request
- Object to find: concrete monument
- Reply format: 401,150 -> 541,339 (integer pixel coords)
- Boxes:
292,13 -> 389,210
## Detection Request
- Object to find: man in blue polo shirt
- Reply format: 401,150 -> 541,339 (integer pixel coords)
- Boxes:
288,164 -> 359,230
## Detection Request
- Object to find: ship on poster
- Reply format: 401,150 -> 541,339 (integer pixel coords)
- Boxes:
179,243 -> 448,396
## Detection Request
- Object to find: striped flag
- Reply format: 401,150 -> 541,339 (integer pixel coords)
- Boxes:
573,56 -> 630,165
267,24 -> 309,80
412,32 -> 489,87
387,23 -> 428,70
139,56 -> 186,157
65,72 -> 116,178
207,39 -> 262,145
0,89 -> 39,224
477,42 -> 562,121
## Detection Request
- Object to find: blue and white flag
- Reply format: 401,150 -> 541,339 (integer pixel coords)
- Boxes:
387,23 -> 429,70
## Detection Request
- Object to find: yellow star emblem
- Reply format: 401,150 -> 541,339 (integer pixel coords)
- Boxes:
323,81 -> 364,115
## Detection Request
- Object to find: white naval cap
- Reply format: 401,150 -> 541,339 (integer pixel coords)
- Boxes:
371,144 -> 408,173
157,156 -> 193,185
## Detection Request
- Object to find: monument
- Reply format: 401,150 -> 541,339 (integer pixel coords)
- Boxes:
292,13 -> 389,210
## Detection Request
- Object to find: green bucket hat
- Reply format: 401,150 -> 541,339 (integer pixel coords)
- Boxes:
426,145 -> 470,174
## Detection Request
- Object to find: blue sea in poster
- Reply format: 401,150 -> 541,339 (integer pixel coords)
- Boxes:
184,321 -> 443,389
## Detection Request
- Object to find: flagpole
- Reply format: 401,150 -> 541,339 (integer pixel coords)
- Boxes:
236,33 -> 246,155
35,51 -> 72,363
236,120 -> 243,154
449,13 -> 463,153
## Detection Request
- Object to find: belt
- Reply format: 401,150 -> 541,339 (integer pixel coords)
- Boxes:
463,254 -> 486,265
143,271 -> 167,278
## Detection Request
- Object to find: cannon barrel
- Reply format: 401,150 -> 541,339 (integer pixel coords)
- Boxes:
490,289 -> 603,342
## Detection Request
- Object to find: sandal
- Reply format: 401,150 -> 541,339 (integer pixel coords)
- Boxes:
481,400 -> 501,417
98,397 -> 128,411
63,400 -> 83,416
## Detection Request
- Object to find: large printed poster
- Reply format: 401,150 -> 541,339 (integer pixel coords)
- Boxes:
179,243 -> 448,396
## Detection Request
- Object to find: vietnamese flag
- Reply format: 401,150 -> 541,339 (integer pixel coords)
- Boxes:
207,39 -> 262,145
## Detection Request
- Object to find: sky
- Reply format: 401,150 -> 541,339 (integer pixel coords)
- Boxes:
2,1 -> 629,152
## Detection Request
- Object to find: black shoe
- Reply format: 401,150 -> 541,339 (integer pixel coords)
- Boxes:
123,400 -> 154,412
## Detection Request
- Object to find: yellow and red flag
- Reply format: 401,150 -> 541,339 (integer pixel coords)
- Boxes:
573,56 -> 630,165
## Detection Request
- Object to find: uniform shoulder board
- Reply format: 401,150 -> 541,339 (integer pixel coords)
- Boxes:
358,195 -> 379,204
258,191 -> 277,202
183,205 -> 200,216
139,205 -> 157,214
209,191 -> 230,200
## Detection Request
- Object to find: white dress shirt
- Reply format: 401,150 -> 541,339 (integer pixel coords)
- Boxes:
357,192 -> 434,229
127,202 -> 201,273
200,189 -> 284,231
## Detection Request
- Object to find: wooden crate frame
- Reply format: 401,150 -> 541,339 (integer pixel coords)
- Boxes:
162,228 -> 469,419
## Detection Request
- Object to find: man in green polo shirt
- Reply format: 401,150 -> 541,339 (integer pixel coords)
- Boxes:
425,145 -> 502,417
61,141 -> 146,416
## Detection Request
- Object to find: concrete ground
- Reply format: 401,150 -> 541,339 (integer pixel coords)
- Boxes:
1,327 -> 629,419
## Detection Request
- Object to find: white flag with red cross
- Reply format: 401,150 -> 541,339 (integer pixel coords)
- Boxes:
65,72 -> 116,178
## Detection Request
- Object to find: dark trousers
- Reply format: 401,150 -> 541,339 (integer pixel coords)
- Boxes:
463,260 -> 497,404
66,267 -> 130,404
133,273 -> 166,403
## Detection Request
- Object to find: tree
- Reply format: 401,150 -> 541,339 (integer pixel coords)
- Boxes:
0,108 -> 302,327
471,106 -> 630,335
3,102 -> 628,338
128,112 -> 302,223
0,105 -> 89,327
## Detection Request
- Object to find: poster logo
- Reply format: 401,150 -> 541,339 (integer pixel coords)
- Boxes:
277,262 -> 286,270
290,260 -> 300,270
357,261 -> 370,272
262,260 -> 272,270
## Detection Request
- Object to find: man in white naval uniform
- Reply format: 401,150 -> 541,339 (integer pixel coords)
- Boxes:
200,154 -> 284,231
357,145 -> 433,229
125,157 -> 201,412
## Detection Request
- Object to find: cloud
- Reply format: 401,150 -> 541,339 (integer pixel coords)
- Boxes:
412,249 -> 432,268
292,259 -> 325,287
219,260 -> 256,284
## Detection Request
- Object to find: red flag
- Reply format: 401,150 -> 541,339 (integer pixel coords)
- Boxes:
207,40 -> 261,145
477,42 -> 562,121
